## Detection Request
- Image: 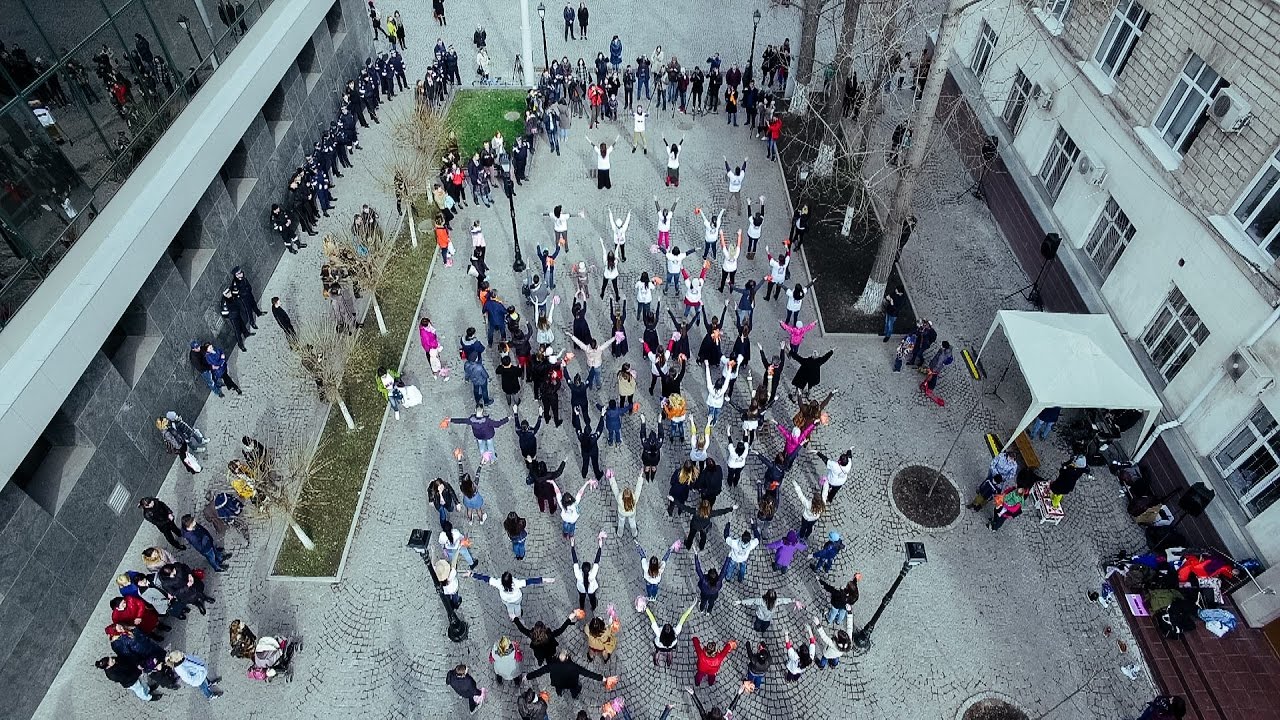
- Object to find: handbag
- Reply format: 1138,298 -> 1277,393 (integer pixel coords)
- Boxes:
182,451 -> 202,474
402,385 -> 423,407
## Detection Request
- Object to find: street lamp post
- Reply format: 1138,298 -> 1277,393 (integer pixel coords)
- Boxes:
851,542 -> 927,652
499,155 -> 527,272
176,15 -> 203,65
408,529 -> 469,642
537,2 -> 549,72
746,9 -> 762,86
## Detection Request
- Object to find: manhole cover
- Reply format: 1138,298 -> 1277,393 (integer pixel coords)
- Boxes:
962,699 -> 1028,720
503,111 -> 522,121
891,465 -> 961,529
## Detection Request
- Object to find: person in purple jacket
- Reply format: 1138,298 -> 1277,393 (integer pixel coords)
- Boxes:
766,529 -> 807,574
447,408 -> 510,461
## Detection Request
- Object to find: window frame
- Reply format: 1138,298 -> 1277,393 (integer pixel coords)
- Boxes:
1092,0 -> 1149,80
1231,145 -> 1280,259
1037,125 -> 1080,202
1140,285 -> 1210,383
1212,404 -> 1280,516
1084,196 -> 1136,279
1152,53 -> 1226,155
970,20 -> 998,82
1044,0 -> 1072,21
1002,68 -> 1033,135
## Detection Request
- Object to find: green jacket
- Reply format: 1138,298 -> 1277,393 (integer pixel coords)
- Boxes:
375,369 -> 401,399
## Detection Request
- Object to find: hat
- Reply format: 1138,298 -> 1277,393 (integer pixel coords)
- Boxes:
165,411 -> 179,422
828,531 -> 841,542
190,340 -> 201,350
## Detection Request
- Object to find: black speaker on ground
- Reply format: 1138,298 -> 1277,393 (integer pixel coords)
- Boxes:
1040,233 -> 1061,261
1178,482 -> 1216,517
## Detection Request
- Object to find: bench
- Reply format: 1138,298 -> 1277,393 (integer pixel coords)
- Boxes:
1031,481 -> 1064,525
1013,431 -> 1041,469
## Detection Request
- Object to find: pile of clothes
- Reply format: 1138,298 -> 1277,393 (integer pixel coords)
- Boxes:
1109,548 -> 1239,640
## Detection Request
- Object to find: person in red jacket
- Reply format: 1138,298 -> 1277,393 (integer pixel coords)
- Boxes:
766,116 -> 783,161
109,595 -> 168,642
588,83 -> 605,129
691,636 -> 737,686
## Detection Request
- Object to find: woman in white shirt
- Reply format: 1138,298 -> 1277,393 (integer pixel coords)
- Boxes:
718,229 -> 742,292
784,627 -> 817,682
597,237 -> 621,300
653,196 -> 679,250
608,208 -> 632,261
724,429 -> 750,488
785,281 -> 815,325
608,471 -> 644,537
645,601 -> 694,665
764,246 -> 791,301
663,136 -> 684,187
635,538 -> 681,600
704,361 -> 728,424
551,478 -> 595,539
469,571 -> 556,619
745,196 -> 766,259
792,481 -> 826,540
812,614 -> 854,669
571,534 -> 605,612
635,271 -> 658,320
699,207 -> 724,259
663,245 -> 685,295
585,135 -> 620,189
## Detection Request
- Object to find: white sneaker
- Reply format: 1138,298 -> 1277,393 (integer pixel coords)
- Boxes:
1121,663 -> 1140,680
395,411 -> 401,420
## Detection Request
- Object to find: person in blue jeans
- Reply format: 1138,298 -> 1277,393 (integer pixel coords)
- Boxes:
180,515 -> 230,572
439,521 -> 477,569
810,531 -> 844,573
818,575 -> 859,625
635,538 -> 681,599
882,286 -> 905,341
189,340 -> 221,396
1030,406 -> 1062,439
447,408 -> 509,458
464,358 -> 492,407
428,476 -> 460,526
482,294 -> 509,345
722,521 -> 758,581
503,512 -> 528,559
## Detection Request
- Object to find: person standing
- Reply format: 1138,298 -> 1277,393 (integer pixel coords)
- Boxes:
988,485 -> 1029,531
609,35 -> 623,73
1030,406 -> 1062,439
571,533 -> 604,611
439,520 -> 479,569
693,552 -> 729,612
630,105 -> 648,154
488,636 -> 524,686
469,572 -> 555,619
269,297 -> 296,342
96,656 -> 158,703
1049,453 -> 1088,508
692,637 -> 737,686
420,318 -> 448,380
646,602 -> 695,665
447,409 -> 509,459
882,287 -> 905,341
220,287 -> 253,352
181,515 -> 230,572
139,497 -> 186,550
165,650 -> 222,699
723,157 -> 748,215
968,451 -> 1019,511
737,589 -> 793,632
445,664 -> 488,714
585,135 -> 619,189
722,521 -> 758,582
766,115 -> 783,161
576,2 -> 589,39
189,340 -> 222,397
433,0 -> 446,25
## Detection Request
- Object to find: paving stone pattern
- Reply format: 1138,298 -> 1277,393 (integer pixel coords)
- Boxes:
36,1 -> 1162,719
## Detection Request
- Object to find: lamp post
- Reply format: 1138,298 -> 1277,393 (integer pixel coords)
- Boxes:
499,155 -> 527,272
851,542 -> 927,652
537,2 -> 549,72
746,9 -> 762,86
176,15 -> 204,65
408,529 -> 469,642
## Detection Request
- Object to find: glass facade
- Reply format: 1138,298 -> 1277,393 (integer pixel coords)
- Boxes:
0,0 -> 274,327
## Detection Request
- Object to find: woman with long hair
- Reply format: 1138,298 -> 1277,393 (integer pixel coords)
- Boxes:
584,134 -> 620,189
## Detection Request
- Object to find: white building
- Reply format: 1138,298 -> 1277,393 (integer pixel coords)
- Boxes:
947,0 -> 1280,563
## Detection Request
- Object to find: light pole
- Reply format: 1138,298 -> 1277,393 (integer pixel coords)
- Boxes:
500,155 -> 527,272
537,2 -> 549,72
851,542 -> 927,652
408,529 -> 469,642
176,15 -> 204,66
746,9 -> 762,86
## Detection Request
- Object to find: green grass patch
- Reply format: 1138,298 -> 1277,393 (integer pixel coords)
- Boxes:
272,211 -> 433,577
445,89 -> 527,158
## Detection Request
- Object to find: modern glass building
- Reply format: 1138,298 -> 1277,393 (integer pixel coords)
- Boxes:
0,1 -> 372,715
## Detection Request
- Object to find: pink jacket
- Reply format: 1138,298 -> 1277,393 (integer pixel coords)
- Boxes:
778,422 -> 817,455
780,320 -> 817,347
420,326 -> 440,353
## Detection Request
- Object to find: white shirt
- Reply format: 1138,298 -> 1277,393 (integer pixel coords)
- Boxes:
488,576 -> 529,605
721,240 -> 740,272
825,458 -> 851,487
786,293 -> 804,312
667,147 -> 680,169
172,656 -> 209,687
725,535 -> 759,563
440,568 -> 460,594
665,250 -> 684,274
636,280 -> 655,304
609,476 -> 644,517
574,563 -> 600,594
657,210 -> 674,233
470,227 -> 486,248
705,366 -> 727,408
726,443 -> 749,469
769,253 -> 789,282
602,260 -> 619,280
551,211 -> 569,233
597,146 -> 615,170
643,558 -> 667,585
561,502 -> 581,524
748,217 -> 764,240
610,210 -> 631,246
439,528 -> 466,551
786,637 -> 816,674
702,210 -> 724,245
793,481 -> 822,521
684,276 -> 704,304
633,110 -> 647,132
727,170 -> 745,193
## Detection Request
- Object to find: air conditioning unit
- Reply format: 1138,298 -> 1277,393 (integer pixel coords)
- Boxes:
1076,153 -> 1108,185
1030,83 -> 1054,110
1210,87 -> 1252,133
1225,346 -> 1274,396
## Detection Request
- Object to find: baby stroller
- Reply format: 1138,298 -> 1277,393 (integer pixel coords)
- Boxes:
229,620 -> 301,682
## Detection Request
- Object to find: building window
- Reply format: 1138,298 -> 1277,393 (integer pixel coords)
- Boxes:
1153,53 -> 1226,155
1231,145 -> 1280,258
970,21 -> 998,81
1002,69 -> 1032,134
1140,286 -> 1209,382
1213,405 -> 1280,516
1044,0 -> 1072,21
1093,0 -> 1148,79
1084,197 -> 1136,278
1037,125 -> 1080,202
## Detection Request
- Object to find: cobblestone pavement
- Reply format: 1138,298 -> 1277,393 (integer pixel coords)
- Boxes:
37,1 -> 1160,719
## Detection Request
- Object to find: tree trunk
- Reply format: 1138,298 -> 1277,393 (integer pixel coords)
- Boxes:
855,4 -> 964,313
790,0 -> 824,115
373,294 -> 388,335
289,517 -> 316,550
407,204 -> 418,248
338,398 -> 356,430
813,0 -> 861,178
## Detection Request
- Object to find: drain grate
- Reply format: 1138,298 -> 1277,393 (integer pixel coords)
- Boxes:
106,482 -> 130,515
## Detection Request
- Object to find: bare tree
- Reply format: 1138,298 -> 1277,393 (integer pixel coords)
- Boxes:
233,429 -> 335,552
386,103 -> 449,247
790,0 -> 829,115
344,229 -> 400,335
292,318 -> 358,430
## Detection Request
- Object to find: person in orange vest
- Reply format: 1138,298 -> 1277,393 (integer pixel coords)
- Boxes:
435,219 -> 453,266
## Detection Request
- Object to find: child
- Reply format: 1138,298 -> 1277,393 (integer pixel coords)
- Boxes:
893,331 -> 916,373
810,531 -> 844,573
766,530 -> 807,573
779,319 -> 818,353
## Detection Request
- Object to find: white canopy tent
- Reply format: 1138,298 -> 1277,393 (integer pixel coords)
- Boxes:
977,310 -> 1163,452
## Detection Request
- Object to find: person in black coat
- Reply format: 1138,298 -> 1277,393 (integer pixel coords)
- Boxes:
445,664 -> 486,712
496,356 -> 524,408
220,287 -> 253,351
96,655 -> 159,702
527,459 -> 567,513
1049,455 -> 1088,507
525,651 -> 605,698
572,408 -> 605,480
231,266 -> 265,320
157,562 -> 213,616
790,348 -> 834,392
515,415 -> 542,464
138,497 -> 186,550
271,297 -> 296,341
639,415 -> 663,481
513,614 -> 577,665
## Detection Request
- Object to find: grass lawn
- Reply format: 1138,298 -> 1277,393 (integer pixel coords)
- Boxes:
445,89 -> 528,158
273,200 -> 434,577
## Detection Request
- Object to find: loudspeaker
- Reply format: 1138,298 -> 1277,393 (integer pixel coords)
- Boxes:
1177,482 -> 1215,517
981,135 -> 999,162
1040,233 -> 1061,261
